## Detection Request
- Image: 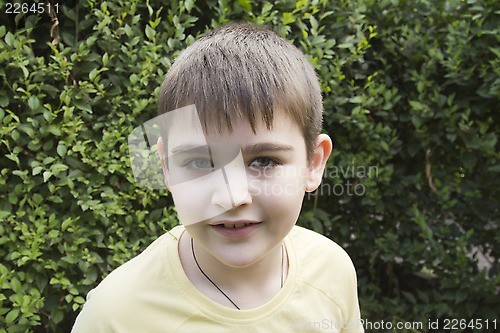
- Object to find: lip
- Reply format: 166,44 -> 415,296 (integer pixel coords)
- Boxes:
209,220 -> 262,238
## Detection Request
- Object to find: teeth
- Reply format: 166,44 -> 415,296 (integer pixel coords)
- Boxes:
222,223 -> 249,229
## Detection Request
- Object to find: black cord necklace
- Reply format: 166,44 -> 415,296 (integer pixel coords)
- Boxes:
190,238 -> 285,310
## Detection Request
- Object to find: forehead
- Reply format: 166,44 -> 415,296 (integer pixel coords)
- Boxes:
165,107 -> 303,153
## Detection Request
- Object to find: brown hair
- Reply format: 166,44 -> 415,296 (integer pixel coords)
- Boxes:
158,23 -> 323,160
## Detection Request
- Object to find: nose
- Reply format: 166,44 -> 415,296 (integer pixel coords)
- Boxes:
211,150 -> 252,210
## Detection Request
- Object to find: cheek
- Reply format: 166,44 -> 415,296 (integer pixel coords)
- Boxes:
250,165 -> 307,197
169,179 -> 214,225
250,166 -> 306,218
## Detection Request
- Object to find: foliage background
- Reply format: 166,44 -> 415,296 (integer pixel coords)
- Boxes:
0,0 -> 498,332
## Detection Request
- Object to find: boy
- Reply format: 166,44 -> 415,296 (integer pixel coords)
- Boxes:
72,23 -> 364,332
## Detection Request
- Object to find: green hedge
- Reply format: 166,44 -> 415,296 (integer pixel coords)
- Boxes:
0,0 -> 498,332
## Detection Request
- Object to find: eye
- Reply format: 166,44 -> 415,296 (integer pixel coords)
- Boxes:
184,158 -> 214,170
249,157 -> 281,169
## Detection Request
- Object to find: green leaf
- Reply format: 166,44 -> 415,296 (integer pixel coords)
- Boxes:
6,154 -> 20,165
50,163 -> 69,175
281,12 -> 295,25
102,52 -> 109,66
89,68 -> 98,81
124,24 -> 133,37
57,143 -> 67,157
5,32 -> 14,47
43,171 -> 52,182
32,166 -> 43,176
86,35 -> 97,47
460,152 -> 476,169
74,99 -> 92,113
409,100 -> 426,111
0,92 -> 8,107
11,130 -> 20,141
20,65 -> 29,78
28,96 -> 40,111
10,277 -> 21,293
145,25 -> 155,40
32,193 -> 43,205
237,0 -> 252,12
61,218 -> 72,231
5,309 -> 19,324
380,141 -> 389,152
185,0 -> 194,12
309,16 -> 318,34
18,124 -> 35,137
0,209 -> 10,220
403,291 -> 416,304
348,96 -> 362,104
487,164 -> 500,173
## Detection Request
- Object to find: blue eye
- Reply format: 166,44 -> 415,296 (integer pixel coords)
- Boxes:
249,157 -> 280,169
185,158 -> 214,170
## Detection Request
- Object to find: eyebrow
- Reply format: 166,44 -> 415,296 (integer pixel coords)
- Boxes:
170,143 -> 294,155
242,143 -> 295,155
170,144 -> 210,155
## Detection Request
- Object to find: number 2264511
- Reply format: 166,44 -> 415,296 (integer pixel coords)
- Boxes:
5,3 -> 59,15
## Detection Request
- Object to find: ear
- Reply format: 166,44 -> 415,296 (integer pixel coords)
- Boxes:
305,134 -> 332,192
157,137 -> 170,189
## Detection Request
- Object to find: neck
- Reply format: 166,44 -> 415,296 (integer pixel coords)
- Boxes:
179,232 -> 287,309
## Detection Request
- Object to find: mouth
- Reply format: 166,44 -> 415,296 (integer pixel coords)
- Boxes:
220,223 -> 254,229
209,221 -> 261,229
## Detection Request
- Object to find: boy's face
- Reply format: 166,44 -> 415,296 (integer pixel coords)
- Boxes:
158,107 -> 330,268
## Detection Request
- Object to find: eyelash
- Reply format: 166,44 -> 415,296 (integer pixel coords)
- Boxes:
182,158 -> 213,171
183,156 -> 282,170
248,157 -> 282,169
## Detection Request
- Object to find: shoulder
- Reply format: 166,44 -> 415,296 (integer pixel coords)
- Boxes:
92,227 -> 184,299
288,225 -> 358,298
289,225 -> 355,272
284,226 -> 363,332
72,226 -> 184,331
287,226 -> 361,327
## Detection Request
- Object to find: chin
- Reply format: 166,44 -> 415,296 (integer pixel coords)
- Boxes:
214,247 -> 265,268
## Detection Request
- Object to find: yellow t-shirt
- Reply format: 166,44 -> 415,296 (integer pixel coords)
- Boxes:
71,225 -> 364,332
